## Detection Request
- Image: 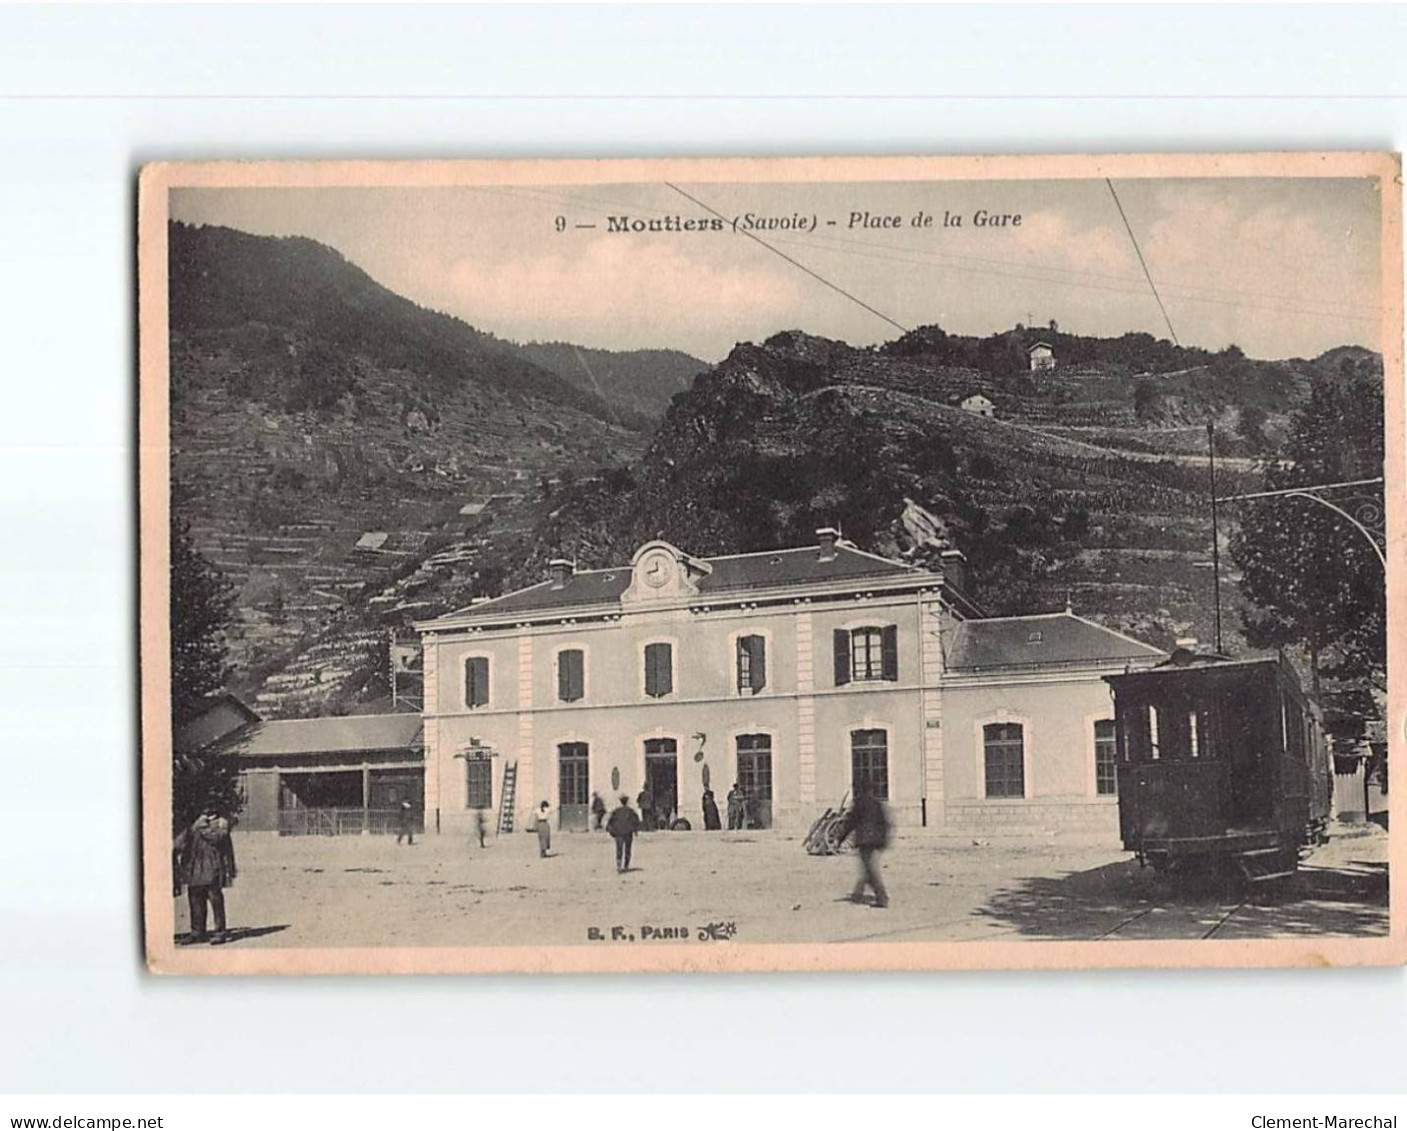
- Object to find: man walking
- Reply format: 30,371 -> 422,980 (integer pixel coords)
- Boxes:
839,786 -> 891,908
606,795 -> 641,874
590,791 -> 607,831
174,805 -> 238,945
396,798 -> 416,846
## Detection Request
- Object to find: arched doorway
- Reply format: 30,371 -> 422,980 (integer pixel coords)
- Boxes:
557,742 -> 590,831
642,738 -> 678,829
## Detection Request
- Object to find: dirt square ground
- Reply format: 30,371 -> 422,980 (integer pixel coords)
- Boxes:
171,822 -> 1389,950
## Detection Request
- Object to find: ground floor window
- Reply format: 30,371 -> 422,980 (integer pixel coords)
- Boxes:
735,733 -> 774,829
1094,718 -> 1118,796
465,756 -> 493,810
850,729 -> 889,800
984,722 -> 1025,798
642,738 -> 679,828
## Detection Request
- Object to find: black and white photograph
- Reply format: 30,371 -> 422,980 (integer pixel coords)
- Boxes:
139,153 -> 1401,974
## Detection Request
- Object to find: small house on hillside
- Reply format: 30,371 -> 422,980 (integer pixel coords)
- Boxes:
960,393 -> 995,418
1029,342 -> 1056,372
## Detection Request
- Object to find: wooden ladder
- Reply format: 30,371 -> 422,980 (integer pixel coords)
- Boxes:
497,760 -> 518,835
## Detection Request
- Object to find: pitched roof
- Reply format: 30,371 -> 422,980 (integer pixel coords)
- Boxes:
174,692 -> 261,754
946,612 -> 1163,672
217,713 -> 424,758
435,543 -> 926,622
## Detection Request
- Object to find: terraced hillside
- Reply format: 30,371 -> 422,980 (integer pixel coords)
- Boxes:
169,223 -> 653,715
523,329 -> 1376,654
168,220 -> 1379,715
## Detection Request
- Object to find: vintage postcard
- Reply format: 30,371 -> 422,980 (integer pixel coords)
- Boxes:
139,153 -> 1403,974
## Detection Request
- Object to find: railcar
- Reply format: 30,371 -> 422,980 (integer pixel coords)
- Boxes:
1104,652 -> 1332,885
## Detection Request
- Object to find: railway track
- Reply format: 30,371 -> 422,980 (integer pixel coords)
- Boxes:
1093,898 -> 1250,941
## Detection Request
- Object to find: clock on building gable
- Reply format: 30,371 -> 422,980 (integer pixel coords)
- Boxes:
642,550 -> 674,589
622,540 -> 711,604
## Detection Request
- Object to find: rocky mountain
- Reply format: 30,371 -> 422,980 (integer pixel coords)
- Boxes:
167,221 -> 1379,715
521,328 -> 1381,654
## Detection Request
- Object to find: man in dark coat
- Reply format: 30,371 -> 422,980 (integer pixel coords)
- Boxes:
591,791 -> 607,831
839,787 -> 891,908
636,788 -> 654,831
606,795 -> 642,873
174,806 -> 238,944
396,798 -> 416,845
701,788 -> 721,831
726,784 -> 743,830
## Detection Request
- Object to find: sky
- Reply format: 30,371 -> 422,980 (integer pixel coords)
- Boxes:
171,176 -> 1384,364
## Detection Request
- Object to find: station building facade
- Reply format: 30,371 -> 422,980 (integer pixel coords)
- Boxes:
414,530 -> 1164,840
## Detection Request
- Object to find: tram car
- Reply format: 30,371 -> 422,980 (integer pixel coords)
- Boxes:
1104,651 -> 1332,884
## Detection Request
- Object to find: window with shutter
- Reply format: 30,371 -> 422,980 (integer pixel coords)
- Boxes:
833,629 -> 851,686
880,624 -> 899,681
464,656 -> 490,708
736,634 -> 766,694
557,648 -> 584,703
846,626 -> 896,681
643,642 -> 673,698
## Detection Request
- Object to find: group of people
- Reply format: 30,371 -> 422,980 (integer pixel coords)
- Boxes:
172,781 -> 893,947
698,783 -> 758,830
583,783 -> 891,904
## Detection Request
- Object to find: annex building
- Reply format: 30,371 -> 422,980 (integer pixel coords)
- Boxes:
414,530 -> 1165,839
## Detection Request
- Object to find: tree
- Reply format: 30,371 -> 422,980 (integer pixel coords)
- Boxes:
1132,379 -> 1159,421
268,582 -> 287,625
171,517 -> 235,724
170,515 -> 243,828
1229,370 -> 1385,686
1236,403 -> 1269,451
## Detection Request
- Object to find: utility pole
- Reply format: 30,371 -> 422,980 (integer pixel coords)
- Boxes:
1207,421 -> 1223,654
389,630 -> 399,709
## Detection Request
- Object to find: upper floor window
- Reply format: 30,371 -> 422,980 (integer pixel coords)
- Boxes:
1094,718 -> 1118,796
833,625 -> 898,686
557,648 -> 585,703
736,634 -> 767,695
643,641 -> 674,699
984,722 -> 1025,799
464,656 -> 490,709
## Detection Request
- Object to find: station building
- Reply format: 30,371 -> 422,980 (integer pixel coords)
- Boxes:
414,530 -> 1165,840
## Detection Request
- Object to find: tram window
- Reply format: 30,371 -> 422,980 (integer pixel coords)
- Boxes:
1188,711 -> 1199,758
1195,709 -> 1216,759
1148,705 -> 1161,761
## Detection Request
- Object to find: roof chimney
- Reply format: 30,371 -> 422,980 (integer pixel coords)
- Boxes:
940,548 -> 970,596
817,527 -> 840,562
548,558 -> 573,589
